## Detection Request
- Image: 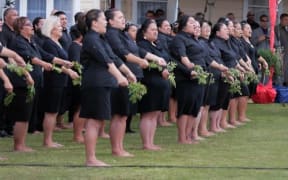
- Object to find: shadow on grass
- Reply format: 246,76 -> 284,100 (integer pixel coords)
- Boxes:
0,163 -> 287,171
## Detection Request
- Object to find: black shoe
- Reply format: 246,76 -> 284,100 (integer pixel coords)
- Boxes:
125,129 -> 136,134
0,130 -> 9,138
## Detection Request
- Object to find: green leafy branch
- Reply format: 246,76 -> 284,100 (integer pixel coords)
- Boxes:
128,82 -> 147,104
52,64 -> 62,74
4,92 -> 16,106
6,63 -> 33,76
223,68 -> 242,95
193,65 -> 214,85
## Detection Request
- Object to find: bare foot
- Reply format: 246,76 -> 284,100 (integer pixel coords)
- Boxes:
86,159 -> 110,167
0,157 -> 8,161
192,136 -> 205,141
44,142 -> 64,148
168,118 -> 177,123
143,145 -> 161,151
32,131 -> 42,135
217,128 -> 226,133
14,146 -> 35,152
158,121 -> 173,127
199,131 -> 215,137
112,151 -> 134,157
99,133 -> 110,139
74,138 -> 84,144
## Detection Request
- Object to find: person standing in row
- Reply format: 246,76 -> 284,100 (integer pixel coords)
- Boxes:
41,16 -> 79,148
79,9 -> 130,166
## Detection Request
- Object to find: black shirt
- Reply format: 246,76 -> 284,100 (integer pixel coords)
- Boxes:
170,31 -> 208,81
158,32 -> 173,53
81,30 -> 123,88
1,23 -> 16,49
212,37 -> 238,68
241,38 -> 259,73
106,26 -> 147,78
33,31 -> 47,48
9,35 -> 54,87
68,41 -> 82,87
230,36 -> 248,62
42,38 -> 69,87
59,28 -> 72,52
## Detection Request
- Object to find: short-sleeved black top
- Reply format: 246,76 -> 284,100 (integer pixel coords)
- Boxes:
81,30 -> 123,88
10,35 -> 54,88
42,38 -> 69,87
106,26 -> 147,78
59,29 -> 72,52
212,37 -> 238,68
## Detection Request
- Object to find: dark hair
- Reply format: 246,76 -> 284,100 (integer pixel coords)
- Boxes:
200,20 -> 211,28
105,8 -> 120,23
13,16 -> 29,34
146,10 -> 155,16
74,11 -> 85,23
217,17 -> 230,25
259,14 -> 268,21
70,27 -> 82,40
211,22 -> 226,39
54,10 -> 66,16
136,18 -> 156,42
226,12 -> 234,17
240,20 -> 248,29
32,17 -> 44,30
155,9 -> 165,17
77,9 -> 103,35
3,8 -> 16,18
178,15 -> 191,31
171,21 -> 179,34
124,22 -> 138,32
280,13 -> 288,20
155,18 -> 169,28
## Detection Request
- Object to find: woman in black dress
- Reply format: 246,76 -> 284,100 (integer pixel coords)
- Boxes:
5,17 -> 35,152
41,16 -> 79,148
67,27 -> 84,143
79,9 -> 132,166
137,19 -> 170,150
105,9 -> 165,152
240,21 -> 268,97
169,15 -> 204,144
198,20 -> 229,136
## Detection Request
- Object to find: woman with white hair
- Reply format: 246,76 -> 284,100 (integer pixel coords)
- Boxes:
41,16 -> 79,148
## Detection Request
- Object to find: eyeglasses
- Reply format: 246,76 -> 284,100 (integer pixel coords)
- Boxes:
24,23 -> 33,27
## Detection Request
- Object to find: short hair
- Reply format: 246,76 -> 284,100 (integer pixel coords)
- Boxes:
74,11 -> 84,22
280,13 -> 288,20
41,16 -> 60,38
13,16 -> 29,34
3,7 -> 16,18
32,17 -> 44,30
70,27 -> 82,39
54,10 -> 66,17
259,14 -> 268,21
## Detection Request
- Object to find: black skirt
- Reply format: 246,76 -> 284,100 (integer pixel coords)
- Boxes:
5,88 -> 33,122
203,79 -> 219,106
210,79 -> 230,111
42,87 -> 65,113
176,80 -> 204,117
138,77 -> 170,113
80,87 -> 111,120
232,82 -> 250,98
111,86 -> 130,116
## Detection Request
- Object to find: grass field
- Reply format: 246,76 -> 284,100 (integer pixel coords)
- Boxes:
0,103 -> 288,180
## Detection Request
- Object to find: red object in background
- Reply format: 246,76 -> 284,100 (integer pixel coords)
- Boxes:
251,67 -> 277,103
269,0 -> 277,50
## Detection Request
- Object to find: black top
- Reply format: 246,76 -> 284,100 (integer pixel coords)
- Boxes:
81,30 -> 123,88
241,38 -> 259,73
137,39 -> 168,81
69,24 -> 78,41
33,31 -> 47,48
230,36 -> 248,62
199,37 -> 224,78
1,23 -> 16,48
0,44 -> 3,53
212,37 -> 238,68
9,35 -> 54,87
42,38 -> 69,87
106,26 -> 147,78
59,28 -> 72,52
68,41 -> 82,87
170,31 -> 208,81
158,32 -> 173,53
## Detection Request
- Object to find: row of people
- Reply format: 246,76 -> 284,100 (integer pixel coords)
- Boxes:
0,8 -> 268,166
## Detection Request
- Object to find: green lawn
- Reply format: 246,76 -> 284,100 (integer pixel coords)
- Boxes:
0,104 -> 288,179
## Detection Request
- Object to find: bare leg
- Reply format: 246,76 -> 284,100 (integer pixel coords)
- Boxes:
199,106 -> 214,137
140,111 -> 161,150
177,115 -> 189,144
220,109 -> 235,129
85,119 -> 110,167
73,107 -> 84,143
168,98 -> 177,123
99,121 -> 109,138
228,98 -> 242,126
157,112 -> 172,127
209,110 -> 219,133
191,108 -> 204,141
110,115 -> 133,157
14,122 -> 34,152
151,111 -> 161,149
238,96 -> 248,123
43,112 -> 63,148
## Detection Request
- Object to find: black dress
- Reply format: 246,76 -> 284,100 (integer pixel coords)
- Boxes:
170,31 -> 207,117
137,39 -> 170,113
106,26 -> 147,116
42,38 -> 69,113
80,30 -> 123,120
